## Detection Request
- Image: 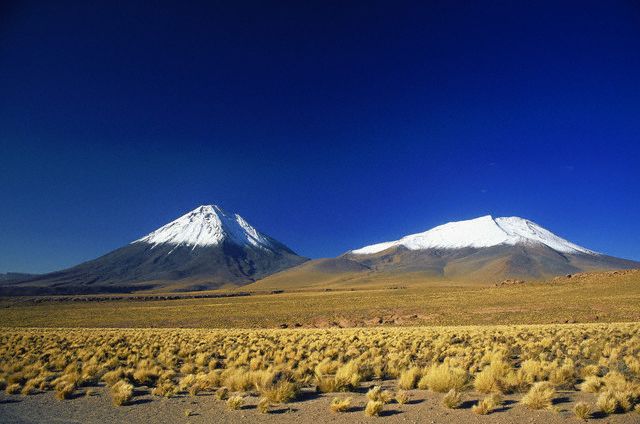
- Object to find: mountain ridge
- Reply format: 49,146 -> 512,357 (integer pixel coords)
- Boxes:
3,212 -> 638,294
351,215 -> 594,255
249,215 -> 639,290
3,205 -> 307,294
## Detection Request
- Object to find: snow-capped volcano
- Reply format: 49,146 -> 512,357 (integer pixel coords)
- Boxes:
134,205 -> 276,251
9,205 -> 308,294
351,215 -> 595,255
338,214 -> 638,282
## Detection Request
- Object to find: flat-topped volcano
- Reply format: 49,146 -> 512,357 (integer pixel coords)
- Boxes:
251,215 -> 639,290
343,215 -> 638,281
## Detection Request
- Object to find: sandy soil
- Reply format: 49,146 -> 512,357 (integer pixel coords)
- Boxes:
1,381 -> 637,424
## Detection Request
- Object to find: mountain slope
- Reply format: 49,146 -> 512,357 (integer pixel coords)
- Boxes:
249,215 -> 639,289
345,215 -> 638,281
0,273 -> 38,284
248,257 -> 372,290
351,215 -> 593,255
5,205 -> 307,294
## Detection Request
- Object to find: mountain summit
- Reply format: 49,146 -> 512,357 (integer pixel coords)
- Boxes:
342,215 -> 636,281
6,205 -> 307,294
135,205 -> 282,251
351,215 -> 594,255
252,215 -> 639,290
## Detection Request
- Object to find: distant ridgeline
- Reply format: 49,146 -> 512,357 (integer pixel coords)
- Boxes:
3,211 -> 638,295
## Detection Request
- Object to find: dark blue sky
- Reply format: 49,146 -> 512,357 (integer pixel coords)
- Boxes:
1,1 -> 640,273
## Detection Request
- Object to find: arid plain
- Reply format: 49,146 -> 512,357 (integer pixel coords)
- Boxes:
1,270 -> 640,423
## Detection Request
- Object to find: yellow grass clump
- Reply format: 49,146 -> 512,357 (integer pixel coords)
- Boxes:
151,379 -> 177,398
21,379 -> 39,395
473,359 -> 519,394
418,363 -> 467,393
442,388 -> 463,409
5,383 -> 21,394
330,397 -> 352,412
398,367 -> 421,390
579,375 -> 603,393
334,361 -> 362,391
364,400 -> 384,416
573,401 -> 592,420
521,382 -> 555,410
110,380 -> 134,406
226,395 -> 244,410
54,382 -> 75,400
395,390 -> 409,405
366,385 -> 394,403
315,360 -> 362,393
215,387 -> 229,400
257,397 -> 270,414
548,360 -> 576,389
597,390 -> 619,414
472,393 -> 502,415
255,370 -> 299,403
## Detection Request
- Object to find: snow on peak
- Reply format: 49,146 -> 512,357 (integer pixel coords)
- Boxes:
134,205 -> 275,250
351,215 -> 596,255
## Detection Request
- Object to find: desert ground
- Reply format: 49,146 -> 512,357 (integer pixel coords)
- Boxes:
1,380 -> 638,423
1,271 -> 640,423
1,270 -> 639,328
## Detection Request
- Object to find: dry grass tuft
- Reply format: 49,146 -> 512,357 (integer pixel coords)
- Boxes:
364,400 -> 384,416
330,397 -> 352,412
366,385 -> 393,403
257,397 -> 270,414
548,361 -> 576,389
595,388 -> 636,415
395,390 -> 409,405
110,380 -> 133,406
521,382 -> 554,410
579,375 -> 603,393
573,401 -> 592,420
226,395 -> 244,410
151,379 -> 177,398
101,369 -> 124,387
419,363 -> 467,393
334,361 -> 362,392
471,393 -> 502,415
315,375 -> 338,393
5,383 -> 21,395
597,390 -> 619,414
215,387 -> 229,400
255,371 -> 299,403
442,388 -> 463,409
132,363 -> 159,387
473,360 -> 517,394
602,371 -> 628,391
398,367 -> 421,390
21,380 -> 38,395
315,361 -> 362,393
260,380 -> 298,403
54,382 -> 75,400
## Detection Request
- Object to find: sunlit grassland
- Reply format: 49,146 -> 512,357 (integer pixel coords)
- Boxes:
0,270 -> 638,328
1,323 -> 639,418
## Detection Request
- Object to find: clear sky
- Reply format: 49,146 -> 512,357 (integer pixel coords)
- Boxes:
1,1 -> 639,273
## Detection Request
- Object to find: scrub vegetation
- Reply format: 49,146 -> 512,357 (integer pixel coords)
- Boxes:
1,323 -> 639,419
